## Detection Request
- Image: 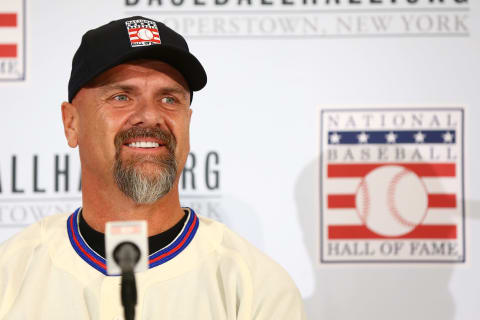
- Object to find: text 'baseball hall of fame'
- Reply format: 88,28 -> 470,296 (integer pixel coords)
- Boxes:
319,107 -> 465,264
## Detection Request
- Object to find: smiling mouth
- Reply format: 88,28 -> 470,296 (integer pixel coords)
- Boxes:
115,127 -> 176,155
122,137 -> 168,151
126,141 -> 161,148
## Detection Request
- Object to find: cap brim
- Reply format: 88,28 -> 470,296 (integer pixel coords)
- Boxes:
70,44 -> 206,102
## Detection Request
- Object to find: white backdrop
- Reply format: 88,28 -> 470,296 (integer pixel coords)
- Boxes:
1,0 -> 479,319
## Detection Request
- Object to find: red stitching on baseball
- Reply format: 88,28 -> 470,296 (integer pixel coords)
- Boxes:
387,170 -> 417,228
356,178 -> 370,224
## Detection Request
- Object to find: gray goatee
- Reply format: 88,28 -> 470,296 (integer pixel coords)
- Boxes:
113,127 -> 177,204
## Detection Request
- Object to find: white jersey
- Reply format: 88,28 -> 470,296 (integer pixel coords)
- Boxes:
0,208 -> 306,320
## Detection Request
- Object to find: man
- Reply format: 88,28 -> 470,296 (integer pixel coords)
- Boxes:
0,16 -> 306,319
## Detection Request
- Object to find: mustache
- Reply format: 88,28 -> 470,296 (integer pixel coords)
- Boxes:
114,127 -> 176,154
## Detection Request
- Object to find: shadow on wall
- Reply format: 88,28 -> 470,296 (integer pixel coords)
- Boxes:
294,157 -> 467,320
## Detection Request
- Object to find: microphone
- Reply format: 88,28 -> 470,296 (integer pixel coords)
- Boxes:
106,221 -> 148,320
114,242 -> 140,320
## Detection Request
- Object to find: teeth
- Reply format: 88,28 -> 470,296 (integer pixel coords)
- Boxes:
127,141 -> 160,148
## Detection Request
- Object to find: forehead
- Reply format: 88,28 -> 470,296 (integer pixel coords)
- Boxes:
87,59 -> 190,90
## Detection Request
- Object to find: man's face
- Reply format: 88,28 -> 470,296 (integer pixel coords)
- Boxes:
63,60 -> 192,203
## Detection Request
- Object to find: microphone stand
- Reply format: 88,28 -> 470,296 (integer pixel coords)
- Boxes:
114,242 -> 141,320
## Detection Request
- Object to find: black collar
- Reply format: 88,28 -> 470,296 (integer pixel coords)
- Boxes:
78,210 -> 189,258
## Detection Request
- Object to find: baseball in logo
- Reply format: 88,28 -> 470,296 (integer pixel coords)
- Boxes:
125,19 -> 161,47
0,0 -> 25,81
320,108 -> 465,263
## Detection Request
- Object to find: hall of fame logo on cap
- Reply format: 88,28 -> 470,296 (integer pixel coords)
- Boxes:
319,107 -> 465,264
125,19 -> 161,47
0,0 -> 26,81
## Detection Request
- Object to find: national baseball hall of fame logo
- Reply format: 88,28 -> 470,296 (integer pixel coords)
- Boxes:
0,0 -> 25,81
319,107 -> 465,264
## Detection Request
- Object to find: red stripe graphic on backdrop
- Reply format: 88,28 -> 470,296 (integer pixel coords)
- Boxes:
428,194 -> 456,208
328,195 -> 356,208
328,163 -> 455,178
328,194 -> 456,209
328,225 -> 457,239
0,44 -> 17,58
0,13 -> 17,27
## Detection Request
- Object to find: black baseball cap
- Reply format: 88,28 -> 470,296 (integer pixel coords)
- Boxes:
68,16 -> 207,102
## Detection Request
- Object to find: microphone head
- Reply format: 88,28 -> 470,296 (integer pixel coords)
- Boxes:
105,220 -> 149,275
113,241 -> 141,272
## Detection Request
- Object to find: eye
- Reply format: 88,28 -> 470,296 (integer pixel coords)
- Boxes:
113,94 -> 129,102
161,96 -> 176,104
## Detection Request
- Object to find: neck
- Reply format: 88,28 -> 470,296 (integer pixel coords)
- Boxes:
80,170 -> 184,237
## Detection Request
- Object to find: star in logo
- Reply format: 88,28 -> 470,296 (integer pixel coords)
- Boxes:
385,131 -> 397,143
414,131 -> 426,143
329,132 -> 341,144
443,131 -> 454,143
357,132 -> 369,144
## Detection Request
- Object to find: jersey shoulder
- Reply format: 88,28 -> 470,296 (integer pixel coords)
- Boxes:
197,215 -> 306,319
0,213 -> 70,317
0,212 -> 69,262
198,215 -> 290,278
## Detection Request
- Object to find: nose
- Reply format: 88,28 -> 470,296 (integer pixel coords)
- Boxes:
127,98 -> 165,128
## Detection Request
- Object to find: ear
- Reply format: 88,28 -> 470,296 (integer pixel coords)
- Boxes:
61,101 -> 79,148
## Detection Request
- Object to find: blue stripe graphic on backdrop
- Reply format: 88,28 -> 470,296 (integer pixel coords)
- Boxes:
327,130 -> 456,144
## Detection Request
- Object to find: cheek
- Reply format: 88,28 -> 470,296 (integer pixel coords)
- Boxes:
78,109 -> 126,157
182,117 -> 191,144
170,114 -> 191,158
179,114 -> 191,149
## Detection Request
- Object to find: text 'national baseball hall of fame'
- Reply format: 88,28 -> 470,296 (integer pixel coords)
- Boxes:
319,107 -> 465,264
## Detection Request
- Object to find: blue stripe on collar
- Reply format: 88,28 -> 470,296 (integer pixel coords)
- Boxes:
149,209 -> 199,268
66,207 -> 199,275
67,208 -> 107,274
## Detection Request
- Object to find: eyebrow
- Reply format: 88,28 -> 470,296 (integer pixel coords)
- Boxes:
159,86 -> 189,100
99,84 -> 135,93
99,84 -> 189,100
